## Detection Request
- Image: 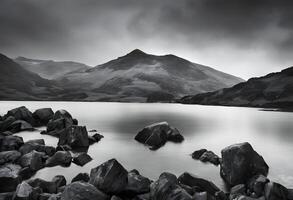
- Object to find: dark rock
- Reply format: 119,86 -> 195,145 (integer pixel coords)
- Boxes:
230,184 -> 246,199
47,193 -> 61,200
33,108 -> 54,126
28,178 -> 57,194
150,172 -> 192,200
45,151 -> 72,167
89,158 -> 128,194
19,150 -> 45,171
0,135 -> 24,151
89,129 -> 97,132
111,195 -> 123,200
191,149 -> 207,159
56,145 -> 72,152
0,150 -> 21,165
52,110 -> 74,127
88,136 -> 96,145
52,175 -> 66,188
178,172 -> 220,196
193,191 -> 213,200
199,151 -> 220,166
92,133 -> 104,142
71,173 -> 90,183
39,193 -> 52,200
46,118 -> 66,134
220,142 -> 269,186
72,118 -> 78,125
247,175 -> 269,197
0,116 -> 16,132
7,120 -> 34,133
5,106 -> 35,126
0,192 -> 14,200
18,167 -> 35,180
0,164 -> 22,192
72,153 -> 92,166
61,182 -> 108,200
264,182 -> 288,200
58,126 -> 89,148
135,122 -> 184,150
124,170 -> 152,194
19,142 -> 56,156
13,181 -> 33,200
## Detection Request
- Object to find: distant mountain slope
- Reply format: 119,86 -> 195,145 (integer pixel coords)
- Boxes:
180,67 -> 293,108
15,57 -> 91,79
59,49 -> 243,102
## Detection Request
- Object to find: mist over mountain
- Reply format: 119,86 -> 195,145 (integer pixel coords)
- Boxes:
180,67 -> 293,108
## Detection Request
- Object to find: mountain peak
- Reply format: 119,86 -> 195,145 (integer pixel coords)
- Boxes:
125,49 -> 147,57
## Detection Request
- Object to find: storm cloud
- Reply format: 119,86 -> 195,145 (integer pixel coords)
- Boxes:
1,0 -> 293,79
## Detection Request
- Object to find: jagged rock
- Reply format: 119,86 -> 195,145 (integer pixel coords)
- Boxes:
58,126 -> 89,148
178,172 -> 220,197
13,181 -> 34,200
220,142 -> 269,186
0,116 -> 16,132
60,182 -> 108,200
199,151 -> 220,166
124,170 -> 152,194
0,135 -> 24,151
19,150 -> 45,171
71,173 -> 90,183
52,175 -> 66,188
247,175 -> 269,197
0,164 -> 22,192
72,153 -> 92,166
19,142 -> 55,156
5,106 -> 35,126
191,149 -> 207,159
33,108 -> 54,126
150,172 -> 192,200
89,158 -> 128,194
264,182 -> 288,200
45,151 -> 72,167
28,178 -> 57,194
7,120 -> 34,133
0,150 -> 21,165
92,133 -> 104,142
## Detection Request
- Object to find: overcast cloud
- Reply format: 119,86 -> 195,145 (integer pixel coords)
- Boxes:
1,0 -> 293,79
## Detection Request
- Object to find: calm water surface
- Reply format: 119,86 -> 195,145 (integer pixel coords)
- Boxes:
1,101 -> 293,190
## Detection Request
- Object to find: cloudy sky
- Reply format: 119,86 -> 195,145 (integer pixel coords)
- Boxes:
1,0 -> 293,79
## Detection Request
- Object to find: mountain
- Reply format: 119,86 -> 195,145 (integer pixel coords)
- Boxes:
58,49 -> 243,102
15,57 -> 91,79
180,67 -> 293,108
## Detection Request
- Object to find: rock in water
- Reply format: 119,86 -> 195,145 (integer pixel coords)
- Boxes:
71,173 -> 90,183
199,151 -> 220,166
45,151 -> 72,167
19,150 -> 45,171
72,153 -> 92,166
61,182 -> 108,200
58,126 -> 89,148
124,170 -> 152,194
52,175 -> 67,188
0,164 -> 22,192
191,149 -> 207,159
33,108 -> 54,126
89,158 -> 128,194
135,121 -> 184,150
220,142 -> 269,186
5,106 -> 35,126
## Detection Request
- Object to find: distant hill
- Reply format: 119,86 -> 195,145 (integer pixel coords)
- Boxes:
180,67 -> 293,108
15,57 -> 91,79
58,49 -> 243,102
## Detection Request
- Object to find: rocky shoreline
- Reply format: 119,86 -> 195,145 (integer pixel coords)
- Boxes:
0,106 -> 292,200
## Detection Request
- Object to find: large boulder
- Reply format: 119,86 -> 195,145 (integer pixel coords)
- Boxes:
0,150 -> 21,165
60,182 -> 108,200
45,151 -> 72,167
264,182 -> 288,200
150,172 -> 192,200
135,122 -> 184,150
28,178 -> 57,194
220,142 -> 269,186
52,110 -> 75,128
89,158 -> 128,194
58,126 -> 89,148
124,170 -> 152,194
0,116 -> 16,132
72,153 -> 92,166
7,120 -> 34,133
33,108 -> 54,126
0,164 -> 22,192
5,106 -> 35,126
19,150 -> 45,171
0,135 -> 24,151
46,118 -> 67,134
178,172 -> 220,197
19,142 -> 55,156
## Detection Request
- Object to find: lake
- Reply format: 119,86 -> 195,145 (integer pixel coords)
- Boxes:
1,101 -> 293,190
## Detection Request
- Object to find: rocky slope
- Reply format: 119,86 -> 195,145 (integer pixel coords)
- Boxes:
180,67 -> 293,108
15,57 -> 91,80
58,49 -> 243,102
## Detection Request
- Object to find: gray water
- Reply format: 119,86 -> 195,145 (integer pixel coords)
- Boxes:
1,101 -> 293,190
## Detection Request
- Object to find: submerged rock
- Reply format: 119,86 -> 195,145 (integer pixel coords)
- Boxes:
135,121 -> 184,150
33,108 -> 54,126
61,182 -> 108,200
45,151 -> 72,167
72,153 -> 92,166
89,158 -> 128,194
220,142 -> 269,186
0,164 -> 22,192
